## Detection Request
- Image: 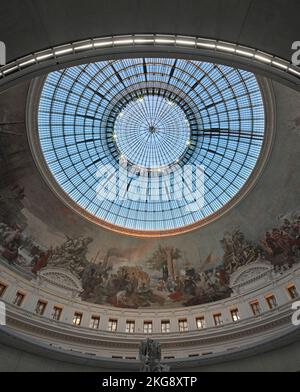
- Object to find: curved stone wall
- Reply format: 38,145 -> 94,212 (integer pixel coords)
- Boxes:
1,258 -> 300,363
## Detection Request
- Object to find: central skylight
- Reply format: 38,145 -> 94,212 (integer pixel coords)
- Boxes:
37,58 -> 265,235
113,95 -> 191,169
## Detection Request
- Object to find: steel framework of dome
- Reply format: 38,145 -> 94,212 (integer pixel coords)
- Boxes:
37,57 -> 265,234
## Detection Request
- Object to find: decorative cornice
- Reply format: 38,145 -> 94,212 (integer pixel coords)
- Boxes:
5,304 -> 294,349
37,268 -> 83,295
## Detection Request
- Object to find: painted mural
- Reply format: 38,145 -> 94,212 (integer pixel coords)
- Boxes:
0,184 -> 300,309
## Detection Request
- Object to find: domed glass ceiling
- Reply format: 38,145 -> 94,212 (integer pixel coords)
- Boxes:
38,58 -> 265,234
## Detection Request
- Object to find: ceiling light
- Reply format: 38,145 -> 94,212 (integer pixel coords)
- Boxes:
114,39 -> 134,45
55,48 -> 73,56
197,42 -> 216,49
93,41 -> 113,47
2,66 -> 18,74
36,53 -> 53,61
176,39 -> 195,46
19,58 -> 36,67
272,60 -> 288,70
74,44 -> 93,51
216,44 -> 235,53
134,38 -> 155,44
235,49 -> 253,57
288,67 -> 300,77
254,54 -> 272,63
155,38 -> 175,44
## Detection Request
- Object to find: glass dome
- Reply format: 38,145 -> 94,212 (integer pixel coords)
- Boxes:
37,58 -> 265,234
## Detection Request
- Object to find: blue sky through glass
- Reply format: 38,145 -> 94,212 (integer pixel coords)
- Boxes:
114,95 -> 190,169
38,58 -> 265,232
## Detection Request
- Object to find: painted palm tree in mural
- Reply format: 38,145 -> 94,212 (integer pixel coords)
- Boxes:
146,245 -> 181,281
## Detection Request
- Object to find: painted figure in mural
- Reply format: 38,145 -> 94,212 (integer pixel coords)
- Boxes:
0,223 -> 8,243
1,224 -> 22,263
100,265 -> 154,308
146,245 -> 181,282
221,229 -> 259,274
47,236 -> 93,277
81,261 -> 111,301
31,248 -> 53,274
0,185 -> 27,228
260,214 -> 300,265
0,221 -> 41,269
10,184 -> 25,202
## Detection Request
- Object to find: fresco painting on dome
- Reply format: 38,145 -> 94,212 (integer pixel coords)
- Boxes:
1,185 -> 300,308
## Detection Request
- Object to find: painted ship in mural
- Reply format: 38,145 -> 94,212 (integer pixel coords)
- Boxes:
0,185 -> 300,308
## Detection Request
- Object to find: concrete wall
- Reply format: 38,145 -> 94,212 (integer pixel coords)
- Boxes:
0,0 -> 299,62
